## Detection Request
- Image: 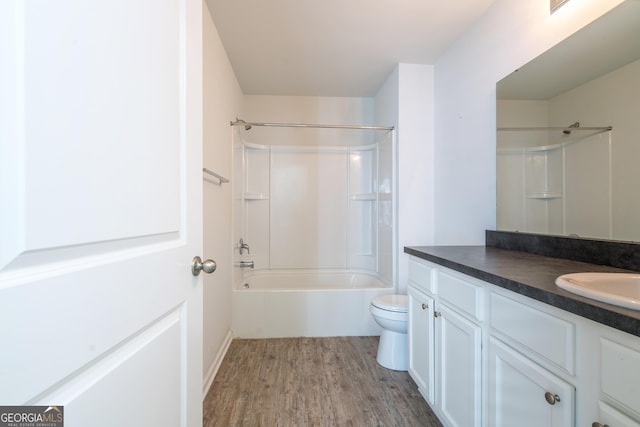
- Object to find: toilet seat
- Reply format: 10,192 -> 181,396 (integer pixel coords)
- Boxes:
371,294 -> 408,313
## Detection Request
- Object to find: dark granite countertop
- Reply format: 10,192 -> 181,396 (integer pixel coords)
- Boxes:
405,245 -> 640,337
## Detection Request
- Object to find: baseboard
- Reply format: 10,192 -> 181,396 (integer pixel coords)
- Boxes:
202,330 -> 233,400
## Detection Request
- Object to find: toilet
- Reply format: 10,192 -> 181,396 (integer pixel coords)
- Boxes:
370,294 -> 408,371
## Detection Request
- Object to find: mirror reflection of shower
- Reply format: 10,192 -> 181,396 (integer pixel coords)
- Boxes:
496,122 -> 612,238
231,118 -> 395,287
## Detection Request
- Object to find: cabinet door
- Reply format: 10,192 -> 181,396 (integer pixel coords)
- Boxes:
601,337 -> 640,419
408,286 -> 435,405
489,337 -> 574,427
597,401 -> 640,427
437,302 -> 482,427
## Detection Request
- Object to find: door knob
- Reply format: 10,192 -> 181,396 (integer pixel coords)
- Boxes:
192,256 -> 217,276
544,392 -> 560,405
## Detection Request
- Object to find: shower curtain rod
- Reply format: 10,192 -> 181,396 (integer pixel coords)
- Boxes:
230,118 -> 394,131
497,126 -> 612,131
203,167 -> 229,184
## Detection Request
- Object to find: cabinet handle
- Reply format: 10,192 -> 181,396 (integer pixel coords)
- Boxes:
434,311 -> 441,318
592,423 -> 609,427
421,303 -> 428,310
544,392 -> 560,405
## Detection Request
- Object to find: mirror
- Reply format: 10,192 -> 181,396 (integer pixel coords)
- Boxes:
496,0 -> 640,242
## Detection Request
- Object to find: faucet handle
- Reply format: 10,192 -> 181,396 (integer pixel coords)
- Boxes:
238,238 -> 250,254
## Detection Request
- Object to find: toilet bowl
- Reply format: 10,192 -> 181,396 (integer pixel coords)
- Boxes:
370,294 -> 408,371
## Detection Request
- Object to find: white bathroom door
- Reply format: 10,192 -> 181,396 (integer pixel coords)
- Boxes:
0,1 -> 204,426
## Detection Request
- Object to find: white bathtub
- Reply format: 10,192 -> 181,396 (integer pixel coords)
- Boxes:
231,270 -> 394,338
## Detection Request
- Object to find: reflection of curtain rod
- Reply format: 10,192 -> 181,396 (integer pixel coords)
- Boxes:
203,168 -> 229,185
230,118 -> 394,131
497,126 -> 612,131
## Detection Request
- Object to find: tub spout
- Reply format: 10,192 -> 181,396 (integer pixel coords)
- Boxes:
238,261 -> 254,269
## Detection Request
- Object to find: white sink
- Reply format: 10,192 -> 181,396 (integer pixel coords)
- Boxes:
555,272 -> 640,311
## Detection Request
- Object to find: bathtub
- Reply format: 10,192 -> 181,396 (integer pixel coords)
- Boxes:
231,269 -> 394,338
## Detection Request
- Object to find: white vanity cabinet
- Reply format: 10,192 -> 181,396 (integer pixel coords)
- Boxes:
408,255 -> 640,427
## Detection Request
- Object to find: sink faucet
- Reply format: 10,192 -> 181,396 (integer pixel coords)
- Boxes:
238,238 -> 250,255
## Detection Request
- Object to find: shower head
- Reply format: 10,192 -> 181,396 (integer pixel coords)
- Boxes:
563,122 -> 580,135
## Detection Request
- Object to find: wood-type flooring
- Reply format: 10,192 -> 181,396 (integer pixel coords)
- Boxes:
203,336 -> 443,427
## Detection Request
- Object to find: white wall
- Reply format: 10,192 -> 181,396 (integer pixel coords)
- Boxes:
269,148 -> 350,269
202,2 -> 243,396
433,0 -> 624,245
375,64 -> 435,293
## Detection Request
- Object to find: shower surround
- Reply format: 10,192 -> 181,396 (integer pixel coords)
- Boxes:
231,96 -> 396,337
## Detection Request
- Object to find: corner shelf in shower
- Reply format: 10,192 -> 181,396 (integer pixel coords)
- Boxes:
243,193 -> 270,200
349,193 -> 392,201
350,193 -> 376,201
526,192 -> 562,199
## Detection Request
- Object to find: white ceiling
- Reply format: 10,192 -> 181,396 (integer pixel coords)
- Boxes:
205,0 -> 497,97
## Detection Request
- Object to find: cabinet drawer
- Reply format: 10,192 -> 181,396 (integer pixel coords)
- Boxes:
490,292 -> 575,374
438,270 -> 484,321
409,258 -> 435,294
601,337 -> 640,417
